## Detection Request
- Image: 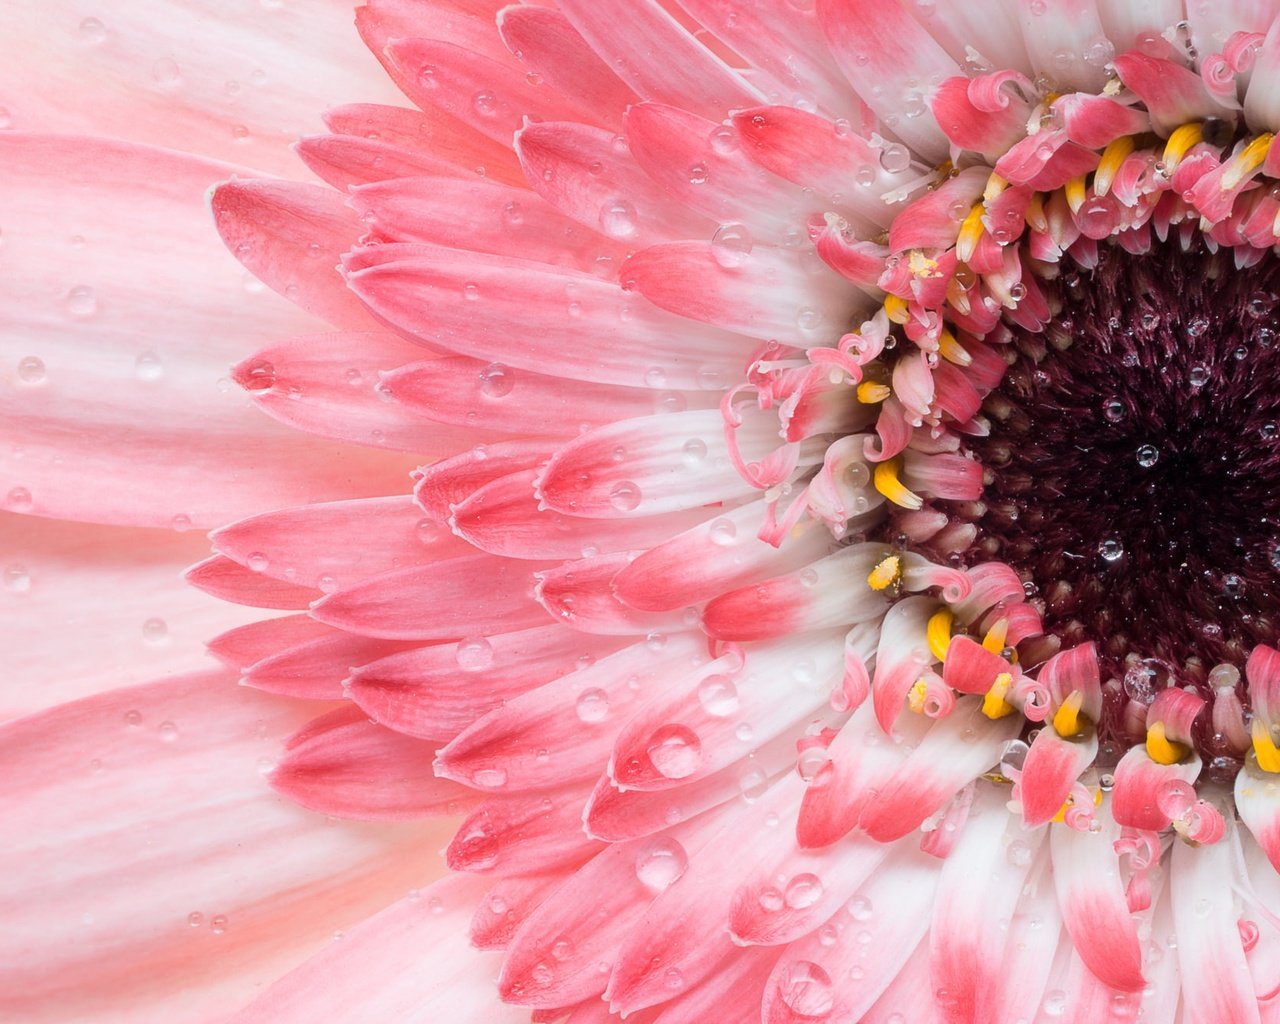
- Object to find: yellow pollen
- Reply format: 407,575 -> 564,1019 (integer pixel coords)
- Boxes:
1094,135 -> 1135,196
1163,123 -> 1204,167
907,250 -> 939,276
873,457 -> 923,510
1252,719 -> 1280,774
1064,175 -> 1087,214
938,330 -> 972,366
956,203 -> 986,262
856,380 -> 891,404
1052,689 -> 1085,738
983,172 -> 1009,203
1146,721 -> 1188,765
982,672 -> 1017,720
1025,193 -> 1048,233
883,293 -> 910,324
867,553 -> 902,592
981,618 -> 1009,654
1222,132 -> 1275,190
907,678 -> 930,714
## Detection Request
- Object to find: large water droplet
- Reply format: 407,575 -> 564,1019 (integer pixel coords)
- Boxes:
609,480 -> 642,512
696,674 -> 740,716
711,223 -> 753,267
777,960 -> 835,1017
575,687 -> 610,723
646,724 -> 701,779
634,836 -> 688,892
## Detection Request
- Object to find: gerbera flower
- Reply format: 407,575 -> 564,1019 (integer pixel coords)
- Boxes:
16,0 -> 1280,1021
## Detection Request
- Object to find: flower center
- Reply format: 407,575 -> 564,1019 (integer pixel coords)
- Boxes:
965,238 -> 1280,735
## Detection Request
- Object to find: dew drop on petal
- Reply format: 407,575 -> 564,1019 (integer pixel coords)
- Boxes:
17,357 -> 45,384
456,637 -> 494,672
646,724 -> 701,779
135,351 -> 163,381
696,673 -> 739,716
634,836 -> 688,892
473,766 -> 508,788
608,481 -> 642,511
784,873 -> 824,909
141,617 -> 168,644
575,687 -> 610,723
6,487 -> 32,511
711,222 -> 753,267
777,960 -> 835,1017
65,285 -> 97,317
598,198 -> 638,239
709,517 -> 737,545
1098,537 -> 1124,561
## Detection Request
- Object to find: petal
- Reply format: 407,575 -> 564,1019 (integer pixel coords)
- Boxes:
1018,727 -> 1099,827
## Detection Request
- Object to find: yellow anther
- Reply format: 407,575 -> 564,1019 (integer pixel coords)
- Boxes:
983,172 -> 1009,203
938,330 -> 972,366
1146,721 -> 1188,766
1163,122 -> 1204,167
1222,132 -> 1275,190
1094,135 -> 1135,196
1024,193 -> 1048,233
927,608 -> 954,662
1052,689 -> 1086,738
982,672 -> 1017,720
873,457 -> 923,511
956,203 -> 986,262
1063,175 -> 1087,214
867,553 -> 903,592
856,380 -> 891,404
981,618 -> 1009,654
907,250 -> 939,276
908,678 -> 930,714
883,293 -> 910,324
1253,719 -> 1280,774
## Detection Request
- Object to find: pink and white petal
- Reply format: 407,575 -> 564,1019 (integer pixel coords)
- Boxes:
1189,0 -> 1280,56
1016,0 -> 1112,94
186,555 -> 321,611
415,439 -> 557,521
652,945 -> 781,1024
240,631 -> 420,702
348,625 -> 626,740
356,0 -> 511,68
0,513 -> 263,722
536,553 -> 694,635
929,790 -> 1046,1024
516,121 -> 715,247
0,671 -> 448,1024
761,846 -> 941,1024
858,937 -> 947,1024
1236,763 -> 1280,872
435,634 -> 709,792
615,503 -> 837,612
817,0 -> 961,162
497,6 -> 639,131
0,135 -> 415,529
351,175 -> 631,270
1018,727 -> 1099,826
908,0 -> 1032,73
471,872 -> 563,950
230,873 -> 527,1024
272,706 -> 476,820
211,495 -> 470,592
555,0 -> 765,119
983,856 -> 1063,1024
1172,827 -> 1263,1024
345,246 -> 749,389
0,0 -> 400,176
1049,809 -> 1145,993
210,179 -> 376,331
310,554 -> 551,641
295,133 -> 480,191
622,241 -> 861,346
537,409 -> 767,519
383,355 -> 711,437
1112,51 -> 1228,135
1096,0 -> 1186,51
448,785 -> 603,874
1110,746 -> 1201,831
207,614 -> 334,672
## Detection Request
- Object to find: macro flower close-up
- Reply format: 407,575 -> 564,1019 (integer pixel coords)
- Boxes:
14,0 -> 1280,1021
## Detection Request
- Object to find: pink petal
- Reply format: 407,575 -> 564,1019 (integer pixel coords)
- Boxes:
185,555 -> 321,611
207,614 -> 335,672
471,872 -> 563,950
1016,0 -> 1111,93
241,631 -> 420,701
348,625 -> 625,739
536,553 -> 693,635
1236,764 -> 1280,873
273,706 -> 476,820
415,439 -> 556,521
448,785 -> 603,874
1113,51 -> 1228,135
1111,746 -> 1201,831
1018,726 -> 1099,827
651,945 -> 780,1024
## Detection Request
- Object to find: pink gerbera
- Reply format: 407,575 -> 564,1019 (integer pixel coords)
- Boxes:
16,1 -> 1280,1021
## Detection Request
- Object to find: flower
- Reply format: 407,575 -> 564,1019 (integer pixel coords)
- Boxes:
16,1 -> 1280,1021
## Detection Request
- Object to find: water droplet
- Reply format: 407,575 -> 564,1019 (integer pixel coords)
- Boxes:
478,362 -> 513,398
456,637 -> 494,672
5,487 -> 32,511
142,618 -> 168,643
241,359 -> 275,391
1006,839 -> 1032,867
785,873 -> 824,909
152,57 -> 181,85
78,16 -> 107,43
158,720 -> 179,742
878,142 -> 912,174
709,125 -> 737,154
210,914 -> 228,935
609,481 -> 642,512
1135,445 -> 1159,468
598,198 -> 638,239
17,356 -> 45,384
575,687 -> 610,723
463,281 -> 480,301
245,552 -> 269,573
473,766 -> 508,788
1101,397 -> 1123,422
1189,365 -> 1209,388
688,163 -> 708,185
472,90 -> 498,117
65,285 -> 97,317
1098,537 -> 1124,562
697,674 -> 740,716
710,222 -> 753,268
634,836 -> 688,892
777,960 -> 835,1017
124,710 -> 142,727
187,911 -> 203,927
1186,316 -> 1209,338
135,351 -> 163,381
709,518 -> 737,545
646,724 -> 701,779
4,564 -> 30,593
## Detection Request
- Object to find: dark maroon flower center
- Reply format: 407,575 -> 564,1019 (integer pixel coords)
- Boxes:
967,240 -> 1280,708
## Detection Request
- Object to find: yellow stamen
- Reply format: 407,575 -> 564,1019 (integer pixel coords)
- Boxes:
956,203 -> 986,262
867,553 -> 902,592
1146,721 -> 1188,765
983,172 -> 1009,203
856,380 -> 891,404
981,618 -> 1008,654
1064,175 -> 1087,214
938,330 -> 972,366
907,678 -> 929,714
1052,689 -> 1085,738
1253,719 -> 1280,774
883,293 -> 910,324
1163,122 -> 1204,167
1094,135 -> 1135,197
1221,132 -> 1275,190
926,608 -> 954,662
907,250 -> 939,276
982,672 -> 1016,720
873,457 -> 923,510
1024,193 -> 1048,233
